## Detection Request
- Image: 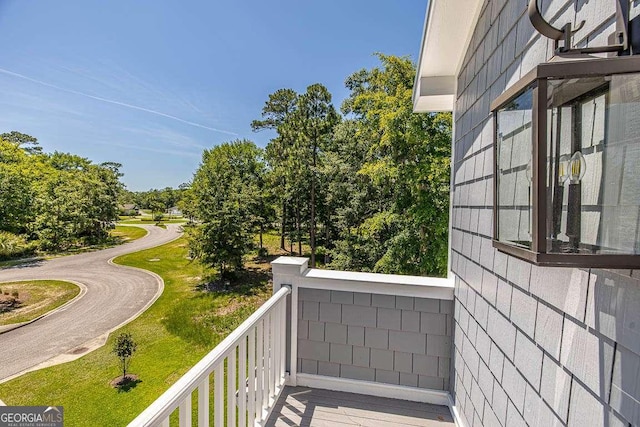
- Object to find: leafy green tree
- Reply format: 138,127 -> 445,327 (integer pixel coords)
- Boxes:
0,131 -> 42,154
0,136 -> 122,252
286,84 -> 339,266
252,88 -> 298,251
190,140 -> 265,278
112,333 -> 137,380
177,183 -> 197,222
338,54 -> 452,276
0,139 -> 35,234
142,190 -> 165,220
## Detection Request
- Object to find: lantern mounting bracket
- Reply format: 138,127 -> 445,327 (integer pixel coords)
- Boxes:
528,0 -> 629,55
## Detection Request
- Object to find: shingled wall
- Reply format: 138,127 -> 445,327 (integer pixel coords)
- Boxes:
450,0 -> 640,426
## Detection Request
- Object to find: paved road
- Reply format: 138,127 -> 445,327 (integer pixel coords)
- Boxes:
0,224 -> 182,382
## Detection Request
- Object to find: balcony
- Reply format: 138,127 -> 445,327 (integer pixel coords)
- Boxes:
130,257 -> 458,427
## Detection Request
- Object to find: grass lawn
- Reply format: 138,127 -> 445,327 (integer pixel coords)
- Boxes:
0,280 -> 80,326
0,237 -> 272,426
108,225 -> 148,242
255,230 -> 311,257
254,230 -> 325,268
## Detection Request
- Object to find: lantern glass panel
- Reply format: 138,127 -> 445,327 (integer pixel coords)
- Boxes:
495,86 -> 534,249
546,74 -> 640,255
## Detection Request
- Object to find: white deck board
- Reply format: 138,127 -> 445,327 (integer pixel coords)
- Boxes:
266,386 -> 456,427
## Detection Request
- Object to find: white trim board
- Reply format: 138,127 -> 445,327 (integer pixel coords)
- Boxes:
295,373 -> 450,406
448,394 -> 468,427
298,272 -> 454,300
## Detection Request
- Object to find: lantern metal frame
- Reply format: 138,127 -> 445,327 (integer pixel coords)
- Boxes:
491,55 -> 640,268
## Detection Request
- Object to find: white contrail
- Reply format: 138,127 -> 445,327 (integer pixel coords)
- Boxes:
0,67 -> 238,136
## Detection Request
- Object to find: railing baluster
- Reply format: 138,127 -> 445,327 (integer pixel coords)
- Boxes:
239,336 -> 247,427
248,328 -> 256,427
268,311 -> 275,402
262,315 -> 270,412
256,319 -> 265,422
179,394 -> 192,427
280,299 -> 286,388
214,363 -> 224,427
274,304 -> 281,392
198,376 -> 209,427
160,418 -> 170,427
227,348 -> 237,427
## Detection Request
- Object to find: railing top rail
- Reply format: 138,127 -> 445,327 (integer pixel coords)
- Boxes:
305,268 -> 453,288
128,286 -> 291,427
271,256 -> 454,300
299,269 -> 454,300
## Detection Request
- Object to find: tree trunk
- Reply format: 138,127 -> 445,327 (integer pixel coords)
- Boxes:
310,148 -> 316,267
259,224 -> 263,249
325,218 -> 330,265
280,202 -> 286,250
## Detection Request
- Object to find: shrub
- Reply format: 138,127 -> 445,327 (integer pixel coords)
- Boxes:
0,232 -> 36,260
257,247 -> 268,258
153,214 -> 164,222
11,291 -> 19,298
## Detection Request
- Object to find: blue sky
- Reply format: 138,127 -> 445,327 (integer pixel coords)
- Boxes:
0,0 -> 426,191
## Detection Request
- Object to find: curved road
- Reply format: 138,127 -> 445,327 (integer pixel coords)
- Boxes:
0,224 -> 182,383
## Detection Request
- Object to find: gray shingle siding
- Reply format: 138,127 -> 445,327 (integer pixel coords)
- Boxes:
297,289 -> 451,390
450,0 -> 640,425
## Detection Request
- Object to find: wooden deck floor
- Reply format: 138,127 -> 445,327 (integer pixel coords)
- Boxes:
265,386 -> 456,427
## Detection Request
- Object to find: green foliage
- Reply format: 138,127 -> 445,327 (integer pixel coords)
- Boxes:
0,231 -> 37,260
0,133 -> 123,253
0,131 -> 42,154
251,54 -> 452,277
332,54 -> 452,276
112,333 -> 137,379
189,140 -> 266,278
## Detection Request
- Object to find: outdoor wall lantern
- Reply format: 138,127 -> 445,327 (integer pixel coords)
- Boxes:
491,1 -> 640,268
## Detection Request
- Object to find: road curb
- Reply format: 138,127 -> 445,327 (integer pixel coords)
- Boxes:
0,280 -> 88,335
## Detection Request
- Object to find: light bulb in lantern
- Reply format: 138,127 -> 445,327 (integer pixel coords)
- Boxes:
558,154 -> 571,184
569,151 -> 586,184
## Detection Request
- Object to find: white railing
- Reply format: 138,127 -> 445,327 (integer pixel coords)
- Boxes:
129,286 -> 291,427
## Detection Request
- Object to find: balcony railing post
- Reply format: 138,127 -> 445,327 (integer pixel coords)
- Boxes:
271,257 -> 309,388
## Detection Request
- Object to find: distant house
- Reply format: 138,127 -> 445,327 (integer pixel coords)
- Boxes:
119,204 -> 139,216
165,206 -> 181,217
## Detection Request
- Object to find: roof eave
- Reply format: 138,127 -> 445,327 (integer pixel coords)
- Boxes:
412,0 -> 484,113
